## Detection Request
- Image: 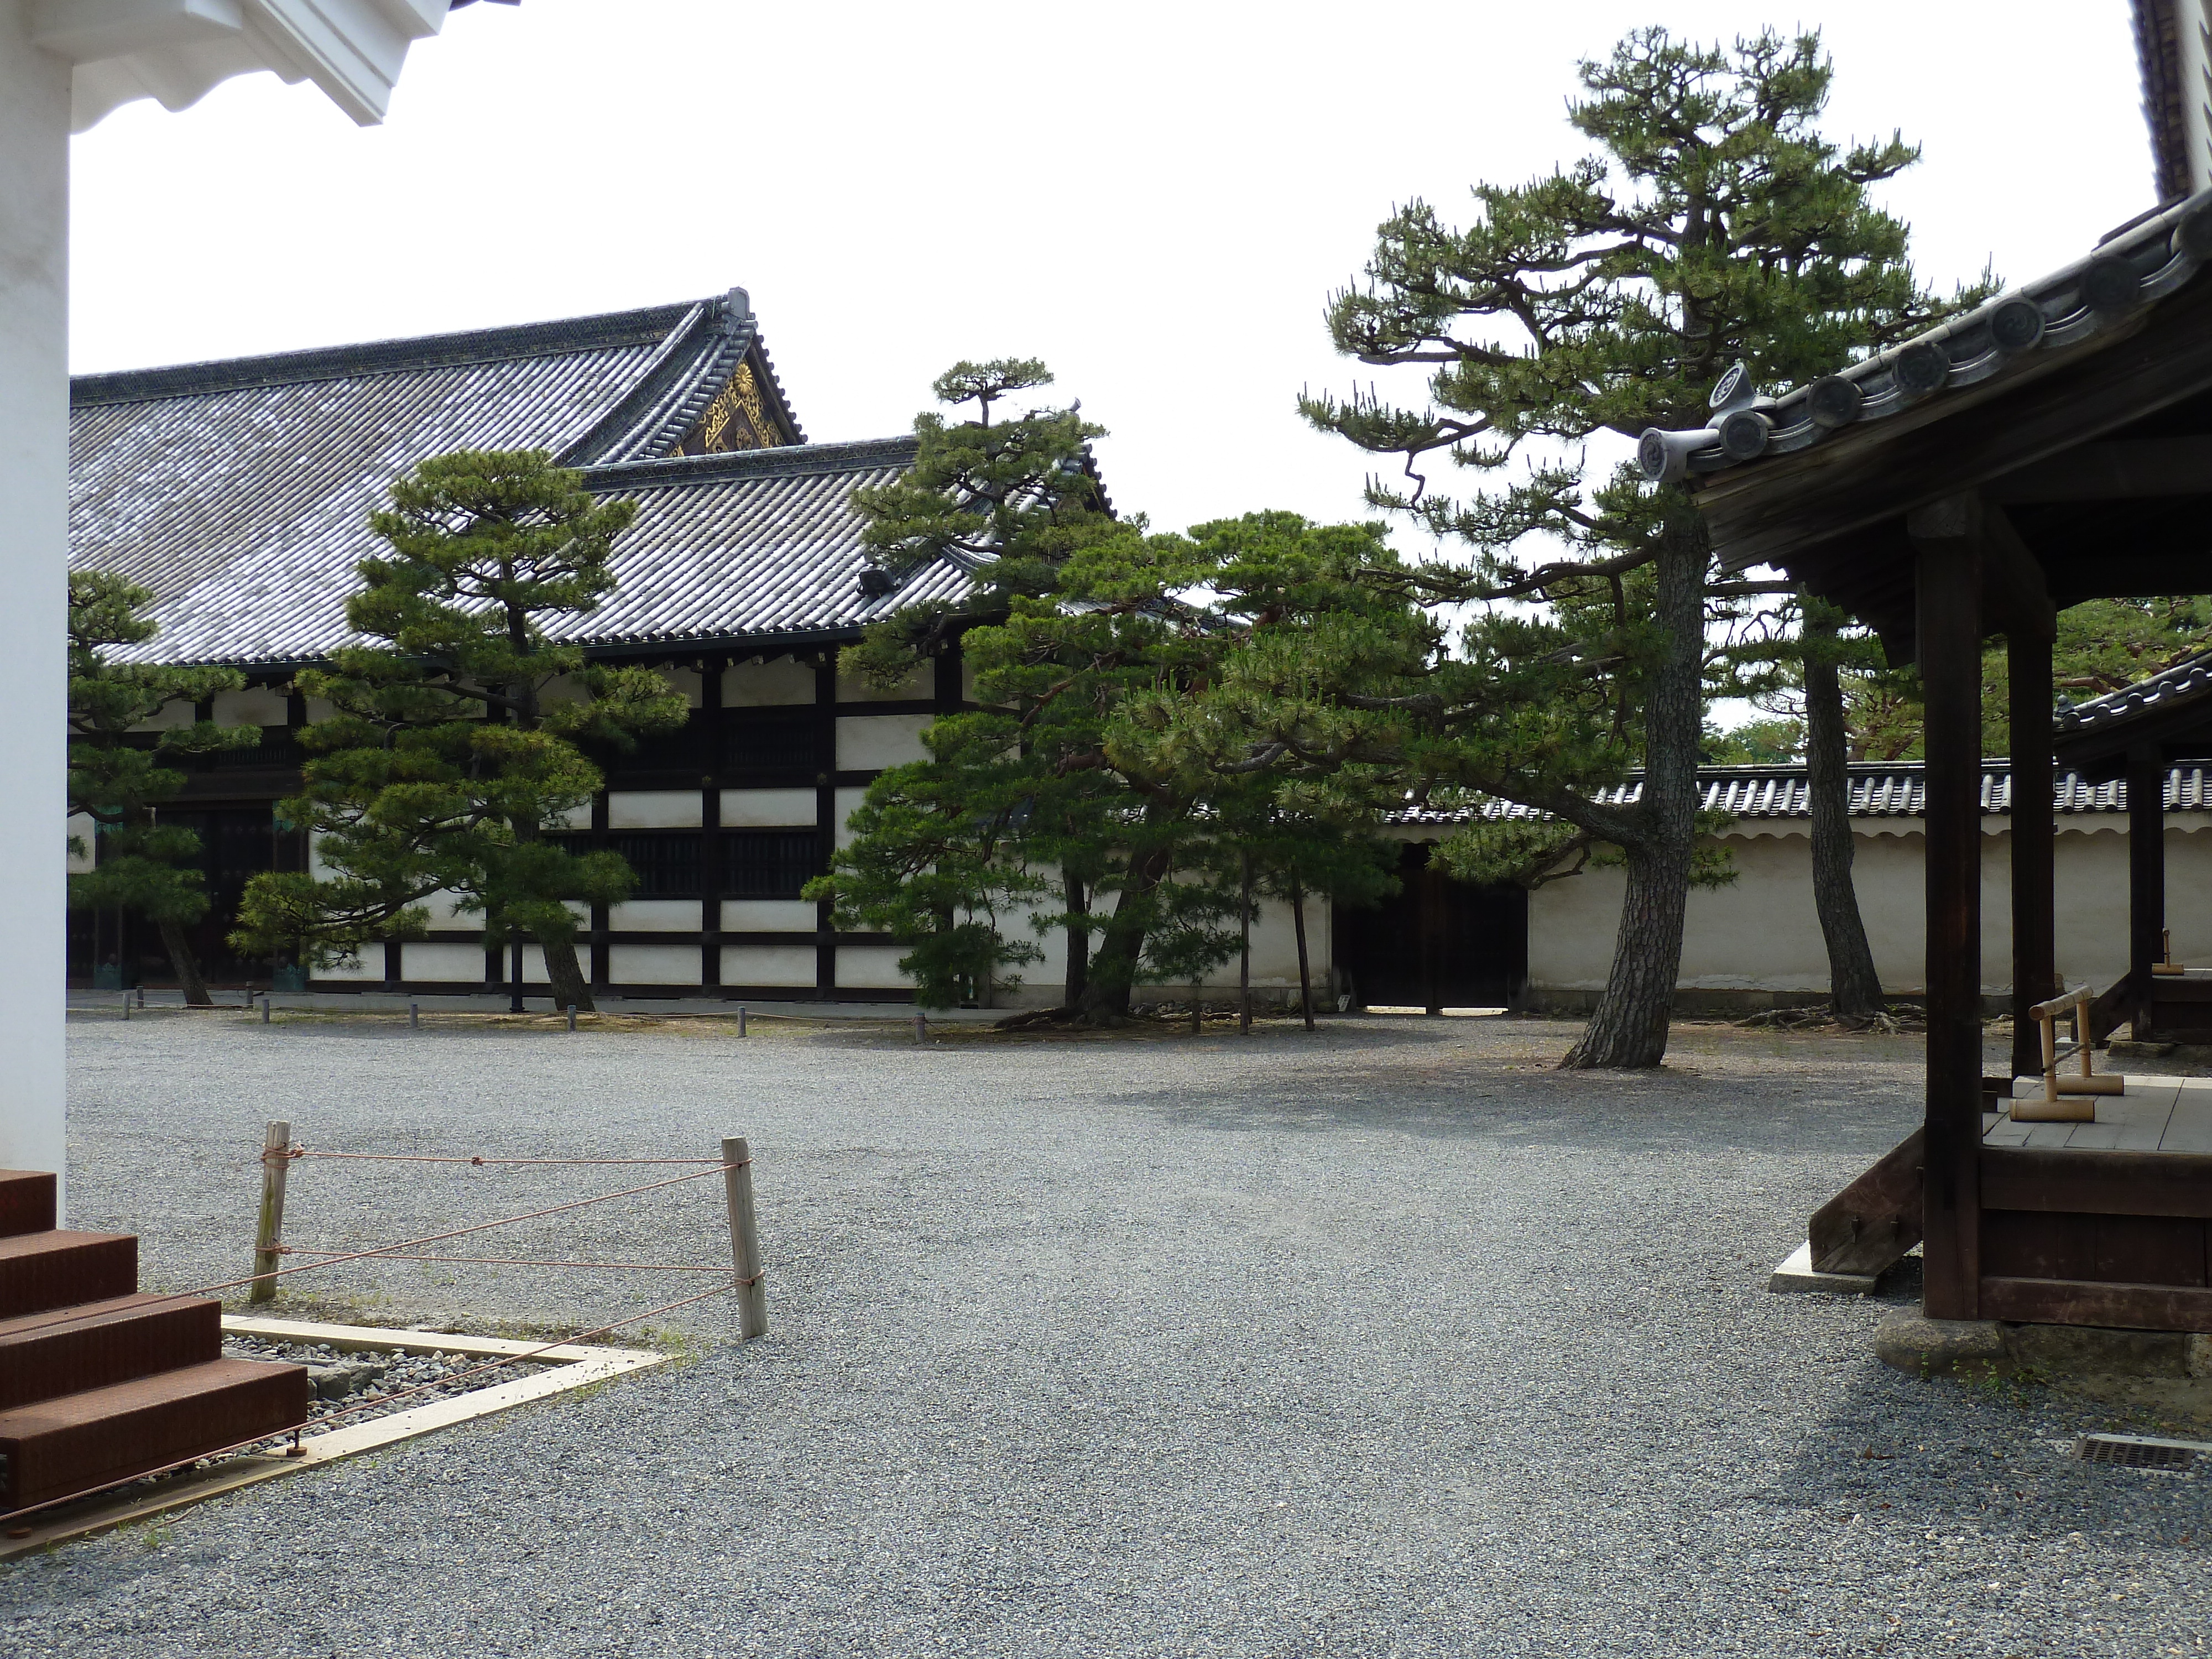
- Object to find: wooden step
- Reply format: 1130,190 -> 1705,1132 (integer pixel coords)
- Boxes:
0,1358 -> 309,1512
0,1231 -> 137,1321
0,1293 -> 221,1412
1809,1127 -> 1924,1276
0,1171 -> 55,1239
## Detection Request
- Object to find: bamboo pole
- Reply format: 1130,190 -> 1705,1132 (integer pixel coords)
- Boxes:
722,1136 -> 767,1340
251,1120 -> 291,1304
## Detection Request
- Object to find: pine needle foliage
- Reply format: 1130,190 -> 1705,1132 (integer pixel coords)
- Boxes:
230,450 -> 687,1011
67,572 -> 258,1003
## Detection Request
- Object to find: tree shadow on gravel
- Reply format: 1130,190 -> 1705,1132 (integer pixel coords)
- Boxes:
1116,1029 -> 1924,1161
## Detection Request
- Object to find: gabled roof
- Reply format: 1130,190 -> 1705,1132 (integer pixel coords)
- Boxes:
113,437 -> 967,667
1387,760 -> 2212,830
1636,190 -> 2212,511
2052,650 -> 2212,778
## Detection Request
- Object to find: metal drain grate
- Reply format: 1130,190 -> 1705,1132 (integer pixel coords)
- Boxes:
2075,1434 -> 2200,1470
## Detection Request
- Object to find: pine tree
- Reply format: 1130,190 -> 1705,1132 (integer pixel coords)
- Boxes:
231,450 -> 687,1012
68,572 -> 258,1004
1301,27 -> 1967,1066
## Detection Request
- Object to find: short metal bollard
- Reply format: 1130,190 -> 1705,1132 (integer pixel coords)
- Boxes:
566,1004 -> 576,1032
737,1005 -> 747,1038
260,994 -> 272,1025
409,1001 -> 419,1029
136,985 -> 146,1010
913,1011 -> 927,1045
121,990 -> 130,1022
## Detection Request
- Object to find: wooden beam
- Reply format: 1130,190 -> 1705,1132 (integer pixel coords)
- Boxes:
1980,505 -> 2057,641
1911,499 -> 1985,1321
1984,436 -> 2212,503
2010,627 -> 2057,1082
1808,1128 -> 1924,1275
1979,1276 -> 2212,1331
1982,1145 -> 2212,1218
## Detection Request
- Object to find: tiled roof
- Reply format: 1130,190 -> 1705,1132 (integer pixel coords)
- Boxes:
1388,761 -> 2212,827
2133,0 -> 2199,203
2052,652 -> 2212,738
1634,187 -> 2212,491
108,438 -> 960,666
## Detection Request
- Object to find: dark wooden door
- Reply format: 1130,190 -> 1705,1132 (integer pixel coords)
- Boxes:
1333,842 -> 1527,1011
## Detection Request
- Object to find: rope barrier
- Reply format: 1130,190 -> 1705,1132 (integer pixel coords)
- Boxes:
0,1160 -> 749,1343
274,1150 -> 724,1167
276,1249 -> 728,1273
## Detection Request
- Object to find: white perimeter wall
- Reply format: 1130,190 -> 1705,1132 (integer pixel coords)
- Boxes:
1527,817 -> 2212,997
0,9 -> 70,1192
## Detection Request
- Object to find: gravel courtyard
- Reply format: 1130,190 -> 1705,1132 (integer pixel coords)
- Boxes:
5,1010 -> 2208,1657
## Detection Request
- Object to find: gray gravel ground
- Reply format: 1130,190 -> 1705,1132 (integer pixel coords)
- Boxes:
6,1009 -> 2209,1657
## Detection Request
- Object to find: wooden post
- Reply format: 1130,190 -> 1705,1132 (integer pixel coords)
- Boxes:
1910,499 -> 1984,1322
721,1136 -> 767,1340
2127,740 -> 2166,1039
2008,628 -> 2056,1083
252,1119 -> 291,1304
737,1004 -> 747,1038
566,1004 -> 576,1031
409,1000 -> 419,1029
260,993 -> 270,1024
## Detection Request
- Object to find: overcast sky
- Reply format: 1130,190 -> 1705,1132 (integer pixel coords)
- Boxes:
69,1 -> 2148,550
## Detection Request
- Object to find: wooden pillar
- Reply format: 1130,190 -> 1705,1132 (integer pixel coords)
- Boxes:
813,656 -> 839,1000
1910,499 -> 1984,1321
2008,629 -> 2057,1082
701,654 -> 726,995
2127,740 -> 2167,1037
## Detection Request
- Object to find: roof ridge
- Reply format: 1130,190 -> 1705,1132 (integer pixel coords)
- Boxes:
70,299 -> 711,407
582,435 -> 920,491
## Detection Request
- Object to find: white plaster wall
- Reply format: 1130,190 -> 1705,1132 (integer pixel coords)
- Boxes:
403,942 -> 486,982
834,787 -> 869,850
552,802 -> 592,830
609,945 -> 701,985
312,952 -> 383,982
721,899 -> 817,932
661,666 -> 704,709
0,10 -> 69,1191
725,657 -> 815,706
836,946 -> 915,989
608,791 -> 702,829
609,900 -> 701,933
722,945 -> 817,986
129,699 -> 196,732
837,714 -> 932,771
1525,817 -> 2212,998
212,686 -> 288,726
719,788 -> 815,826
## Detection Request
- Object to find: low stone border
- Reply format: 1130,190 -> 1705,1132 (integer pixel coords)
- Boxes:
1876,1309 -> 2212,1417
0,1316 -> 665,1560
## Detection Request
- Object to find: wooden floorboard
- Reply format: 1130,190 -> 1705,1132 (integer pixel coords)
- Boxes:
2161,1087 -> 2212,1153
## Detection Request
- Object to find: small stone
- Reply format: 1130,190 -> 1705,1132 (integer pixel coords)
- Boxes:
1874,1310 -> 2016,1379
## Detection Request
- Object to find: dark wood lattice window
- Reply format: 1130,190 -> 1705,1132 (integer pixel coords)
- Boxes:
608,833 -> 702,897
720,709 -> 817,776
722,831 -> 816,898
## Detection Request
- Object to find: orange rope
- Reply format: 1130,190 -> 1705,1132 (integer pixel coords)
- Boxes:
278,1249 -> 727,1273
282,1150 -> 722,1167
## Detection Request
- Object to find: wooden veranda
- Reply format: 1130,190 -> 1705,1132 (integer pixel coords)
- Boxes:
1643,189 -> 2212,1331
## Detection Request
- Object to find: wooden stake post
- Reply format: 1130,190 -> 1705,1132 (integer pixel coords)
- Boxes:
721,1136 -> 767,1340
252,1119 -> 291,1303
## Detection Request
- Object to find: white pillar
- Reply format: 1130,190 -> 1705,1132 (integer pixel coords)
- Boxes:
0,3 -> 71,1201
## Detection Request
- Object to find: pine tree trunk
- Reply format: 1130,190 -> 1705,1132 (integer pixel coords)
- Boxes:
1561,523 -> 1705,1070
541,936 -> 594,1014
156,916 -> 213,1007
1062,869 -> 1089,1010
1802,607 -> 1883,1020
1292,880 -> 1314,1032
1073,848 -> 1172,1025
1238,852 -> 1252,1035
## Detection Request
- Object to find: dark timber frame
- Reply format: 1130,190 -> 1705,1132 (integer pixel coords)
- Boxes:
1655,188 -> 2212,1331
